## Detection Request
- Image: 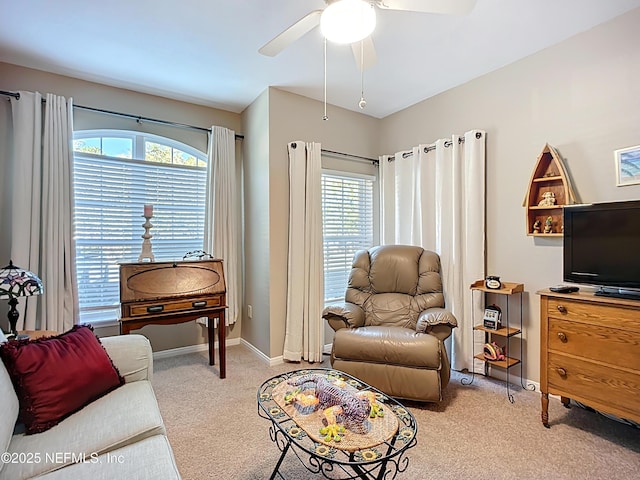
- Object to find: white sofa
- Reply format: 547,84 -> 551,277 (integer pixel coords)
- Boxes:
0,334 -> 181,480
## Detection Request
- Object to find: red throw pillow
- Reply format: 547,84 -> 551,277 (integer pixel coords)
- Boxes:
0,325 -> 124,434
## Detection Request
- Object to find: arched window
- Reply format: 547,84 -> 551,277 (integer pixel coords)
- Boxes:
73,130 -> 207,324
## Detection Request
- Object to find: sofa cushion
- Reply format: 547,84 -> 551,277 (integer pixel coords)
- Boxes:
36,435 -> 181,480
0,363 -> 19,476
332,325 -> 442,369
0,325 -> 124,434
3,380 -> 166,480
100,334 -> 153,383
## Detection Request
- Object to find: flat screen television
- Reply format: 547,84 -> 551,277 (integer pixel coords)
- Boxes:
563,200 -> 640,300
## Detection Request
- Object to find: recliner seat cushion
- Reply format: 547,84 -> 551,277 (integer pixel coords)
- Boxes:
332,326 -> 441,369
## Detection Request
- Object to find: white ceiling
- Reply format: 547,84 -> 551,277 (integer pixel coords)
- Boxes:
1,0 -> 639,119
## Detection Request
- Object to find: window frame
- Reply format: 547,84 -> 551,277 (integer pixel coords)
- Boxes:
72,129 -> 208,326
321,166 -> 379,305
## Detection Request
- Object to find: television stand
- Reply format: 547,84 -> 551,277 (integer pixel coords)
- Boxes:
594,286 -> 640,301
537,289 -> 640,428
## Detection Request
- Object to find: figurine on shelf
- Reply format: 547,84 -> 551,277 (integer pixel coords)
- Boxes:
533,220 -> 541,234
483,342 -> 506,361
538,191 -> 556,207
544,216 -> 553,234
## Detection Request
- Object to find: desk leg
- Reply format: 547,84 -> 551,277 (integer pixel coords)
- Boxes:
208,315 -> 215,366
219,311 -> 226,379
207,312 -> 226,379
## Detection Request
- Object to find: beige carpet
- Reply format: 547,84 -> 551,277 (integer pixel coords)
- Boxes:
152,345 -> 640,479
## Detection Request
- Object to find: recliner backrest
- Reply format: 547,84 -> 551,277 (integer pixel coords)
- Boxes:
345,245 -> 444,328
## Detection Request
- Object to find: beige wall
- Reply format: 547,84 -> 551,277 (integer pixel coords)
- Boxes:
241,87 -> 381,359
2,7 -> 639,372
0,63 -> 243,352
267,88 -> 381,358
240,89 -> 271,355
380,8 -> 640,383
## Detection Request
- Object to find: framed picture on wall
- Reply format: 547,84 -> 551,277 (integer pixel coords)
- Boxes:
615,144 -> 640,186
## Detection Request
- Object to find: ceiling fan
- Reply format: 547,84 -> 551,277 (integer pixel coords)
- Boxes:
259,0 -> 478,70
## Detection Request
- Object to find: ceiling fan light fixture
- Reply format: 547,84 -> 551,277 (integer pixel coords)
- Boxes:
321,0 -> 376,44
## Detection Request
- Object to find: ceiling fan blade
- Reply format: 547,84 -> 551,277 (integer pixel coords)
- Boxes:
376,0 -> 477,15
351,36 -> 377,71
259,10 -> 323,57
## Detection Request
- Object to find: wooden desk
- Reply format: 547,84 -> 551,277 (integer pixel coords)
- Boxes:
119,260 -> 227,378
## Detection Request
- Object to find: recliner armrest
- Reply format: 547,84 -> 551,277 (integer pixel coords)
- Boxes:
322,302 -> 365,331
416,308 -> 457,341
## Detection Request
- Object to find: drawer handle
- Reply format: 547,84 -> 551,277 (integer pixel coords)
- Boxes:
192,301 -> 207,308
556,368 -> 567,377
556,305 -> 567,314
147,305 -> 164,313
557,332 -> 567,342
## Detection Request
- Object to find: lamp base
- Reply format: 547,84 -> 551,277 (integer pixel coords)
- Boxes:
7,297 -> 19,337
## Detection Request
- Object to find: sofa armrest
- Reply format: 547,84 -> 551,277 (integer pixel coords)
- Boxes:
322,303 -> 365,331
100,334 -> 153,383
416,308 -> 457,341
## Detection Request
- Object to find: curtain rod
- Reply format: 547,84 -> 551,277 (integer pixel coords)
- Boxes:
289,142 -> 379,166
385,132 -> 483,161
321,149 -> 379,166
1,89 -> 244,140
0,89 -> 19,99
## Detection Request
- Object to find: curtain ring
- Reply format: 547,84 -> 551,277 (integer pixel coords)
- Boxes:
476,132 -> 482,139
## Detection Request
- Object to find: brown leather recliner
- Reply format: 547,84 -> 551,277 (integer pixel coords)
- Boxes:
322,245 -> 457,402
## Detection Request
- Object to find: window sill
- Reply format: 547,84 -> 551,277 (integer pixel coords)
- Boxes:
79,308 -> 120,329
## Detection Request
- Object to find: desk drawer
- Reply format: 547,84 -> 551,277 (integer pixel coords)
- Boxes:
127,295 -> 222,317
548,352 -> 640,417
548,318 -> 640,370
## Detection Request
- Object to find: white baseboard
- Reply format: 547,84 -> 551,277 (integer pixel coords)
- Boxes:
153,337 -> 240,360
240,339 -> 284,366
239,339 -> 333,366
472,370 -> 541,394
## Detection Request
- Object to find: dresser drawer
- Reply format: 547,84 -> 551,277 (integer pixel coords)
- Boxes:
547,298 -> 640,331
548,352 -> 640,418
548,318 -> 640,370
125,295 -> 223,317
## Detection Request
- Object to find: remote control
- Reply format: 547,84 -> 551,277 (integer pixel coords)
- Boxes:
549,285 -> 579,293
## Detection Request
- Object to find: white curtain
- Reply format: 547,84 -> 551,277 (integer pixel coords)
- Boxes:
9,91 -> 78,332
283,141 -> 324,362
204,126 -> 240,326
381,130 -> 486,372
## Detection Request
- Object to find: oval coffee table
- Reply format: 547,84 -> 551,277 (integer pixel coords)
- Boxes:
257,368 -> 417,480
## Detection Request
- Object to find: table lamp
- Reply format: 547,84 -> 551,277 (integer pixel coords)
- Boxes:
0,260 -> 44,337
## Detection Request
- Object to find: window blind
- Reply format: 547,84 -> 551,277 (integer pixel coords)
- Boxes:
321,172 -> 374,303
73,153 -> 206,321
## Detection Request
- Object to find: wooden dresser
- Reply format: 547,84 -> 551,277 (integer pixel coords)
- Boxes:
119,259 -> 227,378
538,289 -> 640,427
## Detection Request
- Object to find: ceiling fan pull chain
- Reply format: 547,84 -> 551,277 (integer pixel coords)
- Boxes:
323,37 -> 329,121
359,40 -> 367,109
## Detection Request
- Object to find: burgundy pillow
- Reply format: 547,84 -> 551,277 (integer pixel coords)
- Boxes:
0,325 -> 124,434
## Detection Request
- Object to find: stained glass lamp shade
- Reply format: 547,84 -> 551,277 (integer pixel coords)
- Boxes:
0,260 -> 44,336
